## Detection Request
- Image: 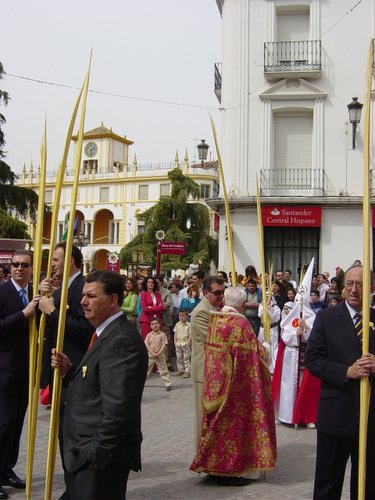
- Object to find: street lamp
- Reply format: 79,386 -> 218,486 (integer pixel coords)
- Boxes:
73,231 -> 90,250
197,139 -> 209,165
347,97 -> 363,149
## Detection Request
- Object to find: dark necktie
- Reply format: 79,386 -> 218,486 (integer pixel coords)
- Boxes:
87,332 -> 98,351
354,313 -> 362,341
19,288 -> 28,307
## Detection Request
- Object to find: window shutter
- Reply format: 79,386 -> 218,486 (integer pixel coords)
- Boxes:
277,13 -> 309,42
274,115 -> 312,169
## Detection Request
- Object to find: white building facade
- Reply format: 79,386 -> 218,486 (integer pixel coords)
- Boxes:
19,125 -> 219,273
211,0 -> 375,277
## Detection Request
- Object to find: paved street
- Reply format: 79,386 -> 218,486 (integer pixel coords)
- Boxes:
10,373 -> 351,500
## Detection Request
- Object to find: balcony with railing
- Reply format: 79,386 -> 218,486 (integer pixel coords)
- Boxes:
214,62 -> 222,103
264,40 -> 321,80
259,168 -> 324,196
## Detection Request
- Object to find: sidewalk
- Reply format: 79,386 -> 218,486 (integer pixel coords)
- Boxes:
11,373 -> 350,500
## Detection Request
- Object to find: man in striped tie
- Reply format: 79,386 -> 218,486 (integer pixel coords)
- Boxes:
306,266 -> 375,500
0,250 -> 40,499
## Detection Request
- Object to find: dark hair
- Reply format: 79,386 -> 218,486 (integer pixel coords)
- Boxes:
217,270 -> 228,281
126,277 -> 139,294
284,269 -> 292,275
310,288 -> 320,297
150,316 -> 161,323
273,279 -> 287,295
12,249 -> 33,264
193,270 -> 205,280
0,264 -> 8,274
55,242 -> 83,269
245,265 -> 257,278
202,276 -> 224,292
86,270 -> 124,306
142,276 -> 159,292
179,309 -> 189,315
246,279 -> 257,286
330,277 -> 342,292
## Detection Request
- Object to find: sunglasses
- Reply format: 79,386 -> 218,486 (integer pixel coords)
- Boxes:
11,262 -> 31,269
208,289 -> 224,296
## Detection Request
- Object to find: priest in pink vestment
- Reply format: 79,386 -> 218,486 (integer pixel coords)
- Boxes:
190,286 -> 277,481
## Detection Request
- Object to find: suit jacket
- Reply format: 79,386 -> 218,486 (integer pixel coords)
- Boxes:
305,301 -> 375,436
0,280 -> 32,389
42,273 -> 94,388
63,314 -> 148,473
139,291 -> 164,324
191,297 -> 217,383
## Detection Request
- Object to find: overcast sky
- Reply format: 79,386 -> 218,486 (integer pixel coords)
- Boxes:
2,0 -> 222,173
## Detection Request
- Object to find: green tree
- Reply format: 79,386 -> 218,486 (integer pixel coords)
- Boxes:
0,62 -> 39,238
0,208 -> 30,239
120,168 -> 218,272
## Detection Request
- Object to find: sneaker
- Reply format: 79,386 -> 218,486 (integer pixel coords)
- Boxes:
174,371 -> 184,376
166,385 -> 172,391
307,423 -> 316,429
182,372 -> 190,378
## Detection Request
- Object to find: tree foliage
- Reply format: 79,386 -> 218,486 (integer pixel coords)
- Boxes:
0,208 -> 30,239
120,168 -> 218,271
0,62 -> 39,224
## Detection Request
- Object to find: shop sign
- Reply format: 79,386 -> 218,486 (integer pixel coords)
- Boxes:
262,206 -> 321,227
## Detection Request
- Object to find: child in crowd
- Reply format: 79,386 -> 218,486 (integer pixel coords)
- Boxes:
173,309 -> 191,378
145,317 -> 172,391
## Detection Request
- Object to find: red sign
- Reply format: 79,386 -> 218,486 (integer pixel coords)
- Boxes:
106,258 -> 120,273
159,241 -> 186,255
262,206 -> 321,227
0,252 -> 12,265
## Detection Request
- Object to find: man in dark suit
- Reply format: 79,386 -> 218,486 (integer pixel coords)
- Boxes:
52,270 -> 148,500
39,243 -> 94,499
0,250 -> 39,499
306,266 -> 375,500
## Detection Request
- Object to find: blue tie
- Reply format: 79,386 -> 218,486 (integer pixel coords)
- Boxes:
19,288 -> 28,307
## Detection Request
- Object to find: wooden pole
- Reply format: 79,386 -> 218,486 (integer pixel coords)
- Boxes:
44,54 -> 92,500
209,113 -> 237,285
26,120 -> 46,498
25,85 -> 84,499
256,176 -> 270,342
358,38 -> 373,500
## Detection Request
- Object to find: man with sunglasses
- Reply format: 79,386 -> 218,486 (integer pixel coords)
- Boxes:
0,250 -> 39,499
191,276 -> 225,451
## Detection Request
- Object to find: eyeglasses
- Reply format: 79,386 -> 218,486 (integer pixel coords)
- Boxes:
11,262 -> 31,269
208,289 -> 225,297
345,280 -> 363,290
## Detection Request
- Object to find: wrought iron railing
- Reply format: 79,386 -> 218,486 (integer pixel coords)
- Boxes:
259,168 -> 324,196
264,40 -> 321,74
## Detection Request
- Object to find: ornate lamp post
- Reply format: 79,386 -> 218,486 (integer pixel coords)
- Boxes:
73,230 -> 90,250
347,97 -> 363,149
197,139 -> 209,165
73,231 -> 90,274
